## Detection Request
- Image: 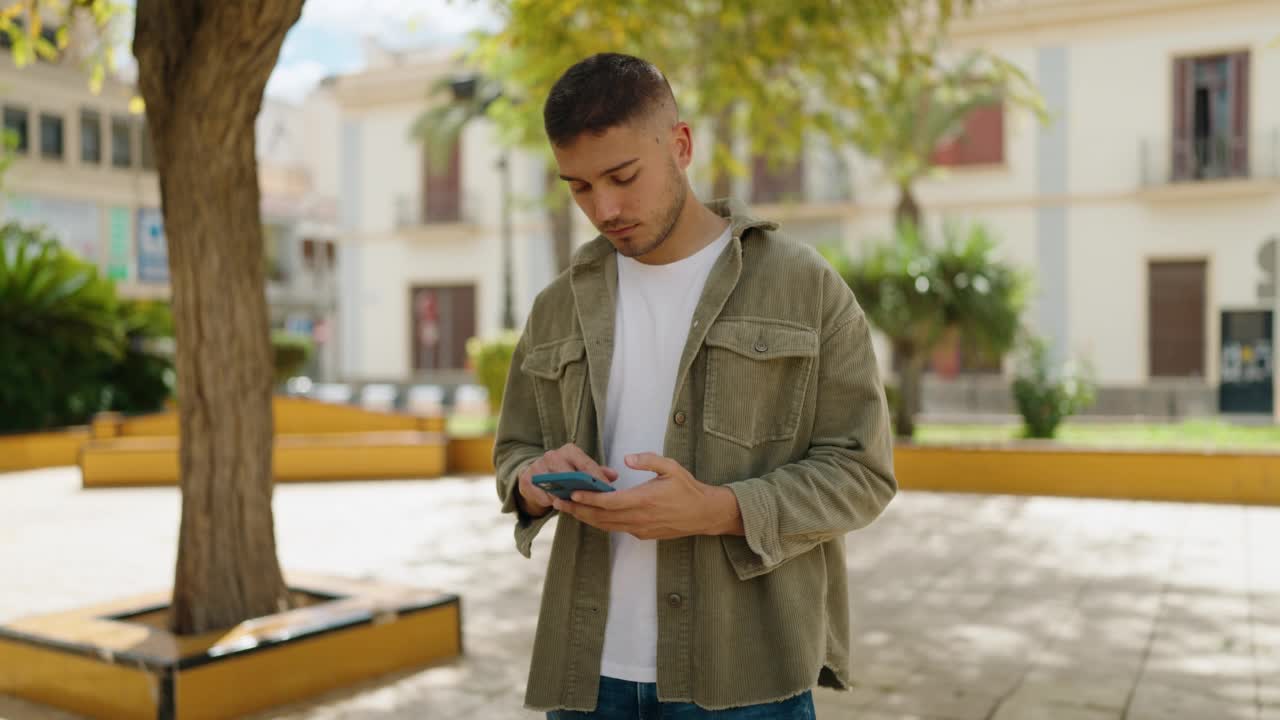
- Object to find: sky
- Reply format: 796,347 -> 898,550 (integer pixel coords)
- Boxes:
266,0 -> 501,102
114,0 -> 501,104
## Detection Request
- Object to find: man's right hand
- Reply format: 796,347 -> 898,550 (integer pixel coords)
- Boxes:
517,443 -> 619,519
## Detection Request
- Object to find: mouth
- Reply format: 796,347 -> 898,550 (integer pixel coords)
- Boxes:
604,224 -> 640,238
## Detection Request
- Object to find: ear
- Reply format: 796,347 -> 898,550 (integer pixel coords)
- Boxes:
669,121 -> 694,171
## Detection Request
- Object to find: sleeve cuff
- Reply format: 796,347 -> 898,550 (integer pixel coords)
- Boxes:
500,456 -> 556,558
724,479 -> 781,580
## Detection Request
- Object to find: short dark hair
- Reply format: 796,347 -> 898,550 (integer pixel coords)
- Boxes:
543,53 -> 677,147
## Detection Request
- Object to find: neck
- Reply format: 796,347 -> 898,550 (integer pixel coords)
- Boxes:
633,193 -> 730,266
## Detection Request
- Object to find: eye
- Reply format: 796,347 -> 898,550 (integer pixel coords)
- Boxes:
615,172 -> 639,186
570,183 -> 589,195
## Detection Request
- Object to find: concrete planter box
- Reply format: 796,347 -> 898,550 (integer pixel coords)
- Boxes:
0,573 -> 461,719
896,442 -> 1280,506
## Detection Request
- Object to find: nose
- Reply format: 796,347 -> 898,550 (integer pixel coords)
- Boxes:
592,189 -> 623,226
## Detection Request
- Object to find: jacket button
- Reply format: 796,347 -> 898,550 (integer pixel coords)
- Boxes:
667,593 -> 683,609
753,341 -> 768,353
673,411 -> 687,426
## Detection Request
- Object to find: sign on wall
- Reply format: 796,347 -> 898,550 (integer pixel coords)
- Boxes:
136,208 -> 169,284
107,207 -> 132,281
1220,309 -> 1274,415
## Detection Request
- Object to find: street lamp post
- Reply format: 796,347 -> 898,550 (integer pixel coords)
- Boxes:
498,151 -> 515,330
449,74 -> 515,331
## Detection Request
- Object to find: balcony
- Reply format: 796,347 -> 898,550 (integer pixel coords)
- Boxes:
1139,131 -> 1280,201
393,194 -> 481,243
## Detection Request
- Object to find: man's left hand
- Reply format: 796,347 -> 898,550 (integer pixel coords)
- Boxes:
551,452 -> 743,540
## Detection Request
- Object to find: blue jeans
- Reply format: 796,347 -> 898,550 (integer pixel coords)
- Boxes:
547,676 -> 816,719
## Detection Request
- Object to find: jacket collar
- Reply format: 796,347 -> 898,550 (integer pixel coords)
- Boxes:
567,199 -> 778,458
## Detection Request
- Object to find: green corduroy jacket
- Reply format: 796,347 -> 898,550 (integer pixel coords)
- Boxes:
494,199 -> 897,712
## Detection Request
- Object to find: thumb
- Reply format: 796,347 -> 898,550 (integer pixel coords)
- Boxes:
625,452 -> 678,475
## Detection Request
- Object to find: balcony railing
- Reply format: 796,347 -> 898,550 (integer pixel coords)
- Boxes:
1140,131 -> 1280,187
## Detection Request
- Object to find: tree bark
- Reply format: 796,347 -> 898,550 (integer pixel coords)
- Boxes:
545,168 -> 574,274
893,340 -> 925,439
135,0 -> 304,636
894,183 -> 922,235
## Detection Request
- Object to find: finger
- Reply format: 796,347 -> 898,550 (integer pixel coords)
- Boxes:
520,457 -> 547,486
601,466 -> 620,482
570,485 -> 636,510
542,449 -> 575,474
554,499 -> 643,527
560,444 -> 615,484
554,501 -> 636,532
520,459 -> 555,509
624,452 -> 682,476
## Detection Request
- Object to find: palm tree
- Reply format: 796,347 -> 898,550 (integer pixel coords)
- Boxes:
826,222 -> 1028,438
842,8 -> 1047,231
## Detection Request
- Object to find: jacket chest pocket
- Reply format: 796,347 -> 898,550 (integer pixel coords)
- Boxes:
521,337 -> 589,447
703,320 -> 818,449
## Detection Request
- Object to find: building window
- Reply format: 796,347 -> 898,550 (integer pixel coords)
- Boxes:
110,115 -> 133,168
932,103 -> 1005,167
1172,52 -> 1249,181
750,154 -> 805,205
302,238 -> 337,271
39,113 -> 64,160
411,285 -> 476,371
80,109 -> 102,164
422,138 -> 462,223
3,106 -> 29,154
1148,260 -> 1206,378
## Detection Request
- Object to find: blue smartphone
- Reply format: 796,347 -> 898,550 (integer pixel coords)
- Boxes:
532,471 -> 616,500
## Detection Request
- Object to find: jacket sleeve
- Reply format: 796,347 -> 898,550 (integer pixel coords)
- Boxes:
493,330 -> 558,558
723,276 -> 896,581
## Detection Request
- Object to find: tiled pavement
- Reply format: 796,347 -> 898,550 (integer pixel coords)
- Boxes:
1,466 -> 1277,719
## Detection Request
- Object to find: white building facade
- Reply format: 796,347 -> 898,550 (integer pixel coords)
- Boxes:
323,0 -> 1278,417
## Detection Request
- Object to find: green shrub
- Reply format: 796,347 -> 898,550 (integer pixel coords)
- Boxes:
271,330 -> 314,385
0,224 -> 178,432
466,331 -> 519,417
104,300 -> 175,414
1012,335 -> 1096,439
0,223 -> 123,432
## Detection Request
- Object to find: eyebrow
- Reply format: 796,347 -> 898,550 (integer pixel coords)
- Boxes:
559,158 -> 639,183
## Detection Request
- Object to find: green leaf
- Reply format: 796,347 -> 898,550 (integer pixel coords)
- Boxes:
34,35 -> 58,61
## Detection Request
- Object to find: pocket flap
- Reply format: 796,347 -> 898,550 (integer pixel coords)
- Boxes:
705,320 -> 818,361
521,338 -> 587,379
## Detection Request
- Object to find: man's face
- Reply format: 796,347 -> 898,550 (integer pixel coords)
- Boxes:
552,116 -> 692,259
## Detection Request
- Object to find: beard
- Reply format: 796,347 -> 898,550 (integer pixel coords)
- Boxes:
608,159 -> 687,259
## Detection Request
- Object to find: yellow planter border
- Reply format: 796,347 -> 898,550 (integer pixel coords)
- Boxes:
0,573 -> 462,720
80,431 -> 449,488
447,433 -> 496,475
896,443 -> 1280,506
0,427 -> 89,473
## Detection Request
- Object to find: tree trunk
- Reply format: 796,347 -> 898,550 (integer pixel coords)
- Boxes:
135,0 -> 304,636
892,340 -> 925,439
710,107 -> 734,201
546,168 -> 574,274
894,183 -> 921,234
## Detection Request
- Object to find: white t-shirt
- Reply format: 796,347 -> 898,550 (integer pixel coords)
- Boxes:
598,225 -> 732,682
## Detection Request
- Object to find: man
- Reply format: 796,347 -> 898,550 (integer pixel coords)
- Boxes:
494,53 -> 896,718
